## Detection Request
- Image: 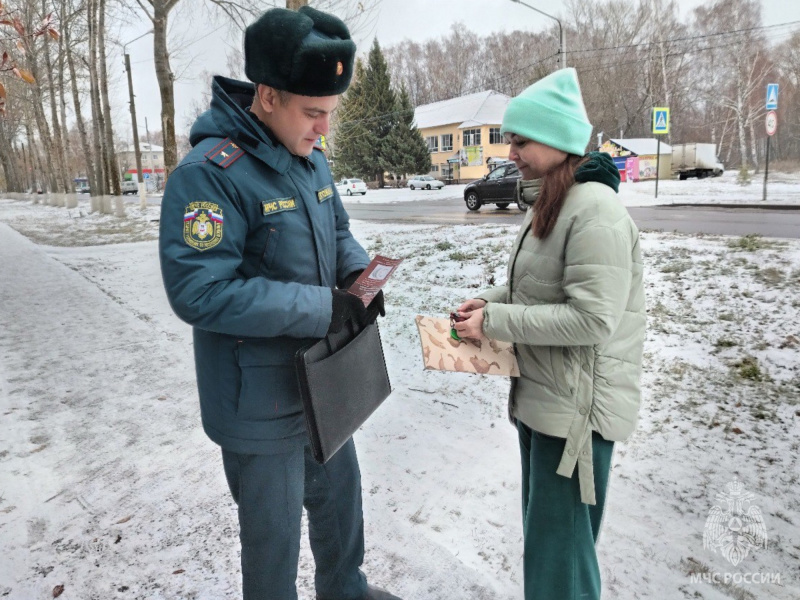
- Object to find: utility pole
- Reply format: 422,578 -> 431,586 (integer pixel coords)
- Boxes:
124,53 -> 146,209
121,30 -> 152,209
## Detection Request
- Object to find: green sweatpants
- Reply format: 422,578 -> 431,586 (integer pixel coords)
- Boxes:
518,423 -> 615,600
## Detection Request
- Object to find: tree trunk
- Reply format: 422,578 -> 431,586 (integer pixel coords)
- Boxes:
0,124 -> 20,192
58,0 -> 72,179
98,0 -> 120,195
31,91 -> 59,192
42,0 -> 70,193
153,8 -> 176,181
21,142 -> 32,191
735,55 -> 748,169
26,121 -> 46,192
748,118 -> 759,173
87,0 -> 107,195
657,36 -> 672,146
26,43 -> 60,193
286,0 -> 308,9
65,19 -> 96,193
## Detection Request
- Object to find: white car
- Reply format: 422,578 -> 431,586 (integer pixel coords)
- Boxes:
408,175 -> 444,190
335,178 -> 367,196
120,180 -> 139,195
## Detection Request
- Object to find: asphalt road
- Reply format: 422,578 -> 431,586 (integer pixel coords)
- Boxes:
343,198 -> 800,239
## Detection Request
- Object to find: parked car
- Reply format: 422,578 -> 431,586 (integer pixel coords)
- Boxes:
407,175 -> 444,190
463,163 -> 522,211
335,178 -> 368,196
120,180 -> 139,195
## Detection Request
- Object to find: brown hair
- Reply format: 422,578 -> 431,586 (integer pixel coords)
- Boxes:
532,154 -> 585,239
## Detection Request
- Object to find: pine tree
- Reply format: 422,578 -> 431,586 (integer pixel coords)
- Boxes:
386,84 -> 431,183
362,38 -> 397,188
334,40 -> 428,187
333,59 -> 372,181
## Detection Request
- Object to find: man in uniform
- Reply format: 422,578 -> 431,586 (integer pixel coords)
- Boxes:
158,6 -> 399,600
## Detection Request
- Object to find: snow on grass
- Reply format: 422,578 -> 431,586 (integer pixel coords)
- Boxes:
0,197 -> 798,599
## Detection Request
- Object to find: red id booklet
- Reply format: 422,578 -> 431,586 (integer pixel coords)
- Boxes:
347,255 -> 403,307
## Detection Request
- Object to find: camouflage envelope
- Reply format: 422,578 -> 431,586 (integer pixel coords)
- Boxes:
414,315 -> 520,377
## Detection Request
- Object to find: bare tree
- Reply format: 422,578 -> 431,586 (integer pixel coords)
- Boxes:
64,0 -> 97,192
774,31 -> 800,161
97,0 -> 120,193
694,0 -> 769,170
86,0 -> 107,194
40,0 -> 70,192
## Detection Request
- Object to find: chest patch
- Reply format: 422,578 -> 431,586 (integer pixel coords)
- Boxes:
316,185 -> 334,203
184,202 -> 223,251
262,198 -> 297,216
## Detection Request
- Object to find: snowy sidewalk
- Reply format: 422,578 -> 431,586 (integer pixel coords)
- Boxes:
0,225 -> 515,599
0,224 -> 234,598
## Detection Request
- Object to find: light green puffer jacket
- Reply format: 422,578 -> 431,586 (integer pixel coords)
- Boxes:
479,180 -> 646,505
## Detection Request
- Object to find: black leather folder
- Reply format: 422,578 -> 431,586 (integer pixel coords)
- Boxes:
295,314 -> 391,464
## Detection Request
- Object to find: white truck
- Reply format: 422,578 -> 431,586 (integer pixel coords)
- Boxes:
672,143 -> 724,180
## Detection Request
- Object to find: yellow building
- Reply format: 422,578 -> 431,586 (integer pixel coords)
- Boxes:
413,91 -> 512,182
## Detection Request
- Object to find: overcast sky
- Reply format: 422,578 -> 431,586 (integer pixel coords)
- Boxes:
113,0 -> 800,140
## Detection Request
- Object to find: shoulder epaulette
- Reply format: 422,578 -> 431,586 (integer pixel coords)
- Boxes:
205,138 -> 245,169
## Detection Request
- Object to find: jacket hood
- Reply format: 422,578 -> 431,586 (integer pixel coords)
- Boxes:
189,76 -> 292,174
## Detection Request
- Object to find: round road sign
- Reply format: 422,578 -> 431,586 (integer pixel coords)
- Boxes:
766,111 -> 777,136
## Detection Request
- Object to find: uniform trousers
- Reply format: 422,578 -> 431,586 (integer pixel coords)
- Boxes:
222,438 -> 368,600
517,423 -> 615,600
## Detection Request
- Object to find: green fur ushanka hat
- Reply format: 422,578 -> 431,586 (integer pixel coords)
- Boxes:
244,5 -> 356,97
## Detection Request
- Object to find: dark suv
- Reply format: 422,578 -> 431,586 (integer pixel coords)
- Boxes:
463,163 -> 523,211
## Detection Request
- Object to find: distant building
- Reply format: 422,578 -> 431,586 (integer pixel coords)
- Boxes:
117,143 -> 166,190
413,91 -> 512,182
600,138 -> 672,181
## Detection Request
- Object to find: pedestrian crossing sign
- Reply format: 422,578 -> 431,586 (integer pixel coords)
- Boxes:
766,84 -> 778,110
652,107 -> 669,134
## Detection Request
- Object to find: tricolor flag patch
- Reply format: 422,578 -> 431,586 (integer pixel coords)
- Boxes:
183,201 -> 224,251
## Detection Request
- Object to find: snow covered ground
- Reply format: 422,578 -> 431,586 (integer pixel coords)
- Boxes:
0,196 -> 798,600
337,169 -> 800,207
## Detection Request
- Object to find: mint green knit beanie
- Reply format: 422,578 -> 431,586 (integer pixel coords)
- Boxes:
501,68 -> 592,156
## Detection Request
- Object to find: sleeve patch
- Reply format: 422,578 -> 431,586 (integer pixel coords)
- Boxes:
184,201 -> 224,251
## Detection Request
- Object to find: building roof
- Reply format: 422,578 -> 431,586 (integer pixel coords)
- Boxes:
414,91 -> 511,130
121,143 -> 164,153
610,138 -> 672,155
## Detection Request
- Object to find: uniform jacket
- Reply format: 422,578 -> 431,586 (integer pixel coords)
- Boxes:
479,173 -> 646,504
159,76 -> 369,454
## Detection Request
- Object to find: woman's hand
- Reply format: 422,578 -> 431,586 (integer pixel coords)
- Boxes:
454,307 -> 485,340
457,298 -> 486,313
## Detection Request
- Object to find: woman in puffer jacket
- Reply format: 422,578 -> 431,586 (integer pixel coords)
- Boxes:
453,68 -> 646,600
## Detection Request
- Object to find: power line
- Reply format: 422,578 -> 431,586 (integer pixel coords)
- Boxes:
575,28 -> 796,76
565,19 -> 800,55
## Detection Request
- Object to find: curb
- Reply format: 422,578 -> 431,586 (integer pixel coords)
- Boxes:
652,203 -> 800,211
